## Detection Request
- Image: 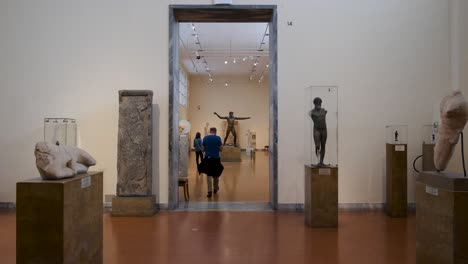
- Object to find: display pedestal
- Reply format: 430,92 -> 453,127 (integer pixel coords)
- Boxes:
422,143 -> 436,171
112,196 -> 156,217
16,172 -> 103,264
304,165 -> 338,228
385,143 -> 407,217
221,146 -> 241,162
416,171 -> 468,264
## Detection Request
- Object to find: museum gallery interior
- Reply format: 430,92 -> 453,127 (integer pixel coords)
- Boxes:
1,1 -> 468,263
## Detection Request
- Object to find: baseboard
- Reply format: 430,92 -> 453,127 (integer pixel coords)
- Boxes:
0,202 -> 15,209
277,203 -> 416,212
1,202 -> 417,212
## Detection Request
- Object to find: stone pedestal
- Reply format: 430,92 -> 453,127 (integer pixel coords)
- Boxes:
16,172 -> 103,264
422,143 -> 436,171
221,146 -> 241,162
111,196 -> 156,217
386,143 -> 407,217
416,171 -> 468,264
304,165 -> 338,228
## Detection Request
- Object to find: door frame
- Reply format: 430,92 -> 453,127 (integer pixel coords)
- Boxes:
168,5 -> 278,210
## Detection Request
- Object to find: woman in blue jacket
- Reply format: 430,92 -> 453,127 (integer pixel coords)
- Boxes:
193,132 -> 203,174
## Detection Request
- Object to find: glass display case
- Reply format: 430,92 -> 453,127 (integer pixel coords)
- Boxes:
43,118 -> 77,146
422,123 -> 438,145
304,86 -> 338,167
385,125 -> 407,144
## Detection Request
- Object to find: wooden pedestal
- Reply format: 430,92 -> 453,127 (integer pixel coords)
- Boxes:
416,171 -> 468,264
422,143 -> 436,171
304,165 -> 338,228
16,172 -> 103,264
386,143 -> 407,217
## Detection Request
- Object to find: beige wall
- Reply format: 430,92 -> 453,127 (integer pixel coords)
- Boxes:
187,76 -> 269,149
0,0 -> 455,205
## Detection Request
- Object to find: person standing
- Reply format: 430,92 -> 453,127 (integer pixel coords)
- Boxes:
201,127 -> 224,198
193,132 -> 203,175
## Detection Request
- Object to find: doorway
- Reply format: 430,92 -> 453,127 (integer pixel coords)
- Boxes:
168,5 -> 278,210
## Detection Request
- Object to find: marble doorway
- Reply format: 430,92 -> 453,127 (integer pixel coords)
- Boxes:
169,5 -> 278,210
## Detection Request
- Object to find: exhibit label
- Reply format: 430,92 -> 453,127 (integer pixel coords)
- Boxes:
319,168 -> 331,175
395,145 -> 405,151
81,176 -> 91,189
425,185 -> 438,196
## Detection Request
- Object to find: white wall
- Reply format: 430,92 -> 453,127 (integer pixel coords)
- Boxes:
0,0 -> 453,205
187,76 -> 269,149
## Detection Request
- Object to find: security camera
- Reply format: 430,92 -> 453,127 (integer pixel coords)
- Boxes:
196,55 -> 201,60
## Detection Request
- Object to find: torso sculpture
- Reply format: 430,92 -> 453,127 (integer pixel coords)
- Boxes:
309,97 -> 327,167
214,111 -> 251,145
34,142 -> 96,180
434,90 -> 468,171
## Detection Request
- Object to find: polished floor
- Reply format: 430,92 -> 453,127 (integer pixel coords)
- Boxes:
0,210 -> 415,264
181,151 -> 269,202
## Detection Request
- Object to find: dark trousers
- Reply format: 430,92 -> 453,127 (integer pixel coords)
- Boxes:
195,151 -> 203,172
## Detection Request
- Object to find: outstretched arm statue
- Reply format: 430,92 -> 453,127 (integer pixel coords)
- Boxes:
213,111 -> 251,146
214,112 -> 227,120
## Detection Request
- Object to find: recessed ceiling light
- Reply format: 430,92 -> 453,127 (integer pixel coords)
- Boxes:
225,82 -> 228,86
233,58 -> 236,63
224,60 -> 228,64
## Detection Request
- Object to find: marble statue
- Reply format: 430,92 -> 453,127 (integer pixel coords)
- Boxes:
34,142 -> 96,180
214,111 -> 251,145
309,97 -> 327,166
204,123 -> 210,137
434,90 -> 468,171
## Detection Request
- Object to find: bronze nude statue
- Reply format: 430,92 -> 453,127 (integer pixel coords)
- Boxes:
214,111 -> 251,146
309,97 -> 327,167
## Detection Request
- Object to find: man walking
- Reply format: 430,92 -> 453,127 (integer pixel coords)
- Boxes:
201,127 -> 224,198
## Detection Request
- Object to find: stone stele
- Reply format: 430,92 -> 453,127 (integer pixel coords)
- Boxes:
34,141 -> 96,180
434,90 -> 468,171
117,90 -> 153,196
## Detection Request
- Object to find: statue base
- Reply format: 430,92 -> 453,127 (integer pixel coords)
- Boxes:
17,172 -> 103,264
111,195 -> 156,217
304,165 -> 338,228
416,171 -> 468,264
221,146 -> 241,162
385,143 -> 407,217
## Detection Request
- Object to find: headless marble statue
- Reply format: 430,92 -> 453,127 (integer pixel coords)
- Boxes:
434,90 -> 468,171
309,97 -> 327,167
34,142 -> 96,180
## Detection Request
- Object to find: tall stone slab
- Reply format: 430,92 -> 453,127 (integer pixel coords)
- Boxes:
113,90 -> 155,216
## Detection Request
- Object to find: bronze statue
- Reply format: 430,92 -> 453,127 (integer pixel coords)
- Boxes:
309,97 -> 327,166
214,111 -> 251,146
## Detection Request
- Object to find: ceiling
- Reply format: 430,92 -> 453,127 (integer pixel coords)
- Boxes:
179,22 -> 269,83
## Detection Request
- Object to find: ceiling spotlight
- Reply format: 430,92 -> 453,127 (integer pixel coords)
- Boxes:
266,64 -> 269,68
224,60 -> 228,64
242,57 -> 246,61
233,58 -> 236,63
249,75 -> 253,81
225,82 -> 228,86
209,78 -> 213,82
254,62 -> 258,66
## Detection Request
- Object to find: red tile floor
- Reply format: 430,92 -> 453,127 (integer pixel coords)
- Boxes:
0,210 -> 415,264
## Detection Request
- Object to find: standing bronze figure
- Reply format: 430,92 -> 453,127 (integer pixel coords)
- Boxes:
214,112 -> 251,146
309,97 -> 327,166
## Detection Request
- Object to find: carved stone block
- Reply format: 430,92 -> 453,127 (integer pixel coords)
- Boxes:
117,90 -> 153,196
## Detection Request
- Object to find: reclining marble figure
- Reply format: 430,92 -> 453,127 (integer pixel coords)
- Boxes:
434,90 -> 468,171
34,142 -> 96,180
